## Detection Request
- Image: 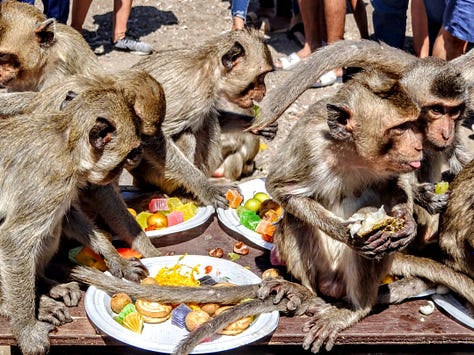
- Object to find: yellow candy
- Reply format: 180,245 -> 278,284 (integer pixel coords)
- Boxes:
122,311 -> 144,334
175,202 -> 198,220
166,197 -> 184,211
136,211 -> 153,230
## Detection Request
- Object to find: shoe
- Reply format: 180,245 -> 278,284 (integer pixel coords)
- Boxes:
311,71 -> 340,88
275,52 -> 302,70
113,36 -> 153,55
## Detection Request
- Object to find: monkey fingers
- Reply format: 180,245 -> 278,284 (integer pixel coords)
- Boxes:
258,278 -> 312,314
350,230 -> 392,259
38,295 -> 73,326
414,182 -> 450,214
106,256 -> 149,283
48,281 -> 82,307
386,212 -> 417,252
251,121 -> 279,141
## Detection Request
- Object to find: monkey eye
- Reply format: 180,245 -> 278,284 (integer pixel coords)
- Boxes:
392,122 -> 409,135
429,105 -> 445,116
449,105 -> 464,120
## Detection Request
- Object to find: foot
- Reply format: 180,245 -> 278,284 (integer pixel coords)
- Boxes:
113,36 -> 153,55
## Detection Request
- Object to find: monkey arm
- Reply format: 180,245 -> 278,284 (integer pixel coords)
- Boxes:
218,109 -> 278,140
62,204 -> 149,282
81,183 -> 161,258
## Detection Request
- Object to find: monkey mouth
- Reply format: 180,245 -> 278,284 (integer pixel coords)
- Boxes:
407,160 -> 421,169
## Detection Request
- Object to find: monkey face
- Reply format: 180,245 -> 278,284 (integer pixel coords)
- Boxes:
421,103 -> 465,150
0,53 -> 20,88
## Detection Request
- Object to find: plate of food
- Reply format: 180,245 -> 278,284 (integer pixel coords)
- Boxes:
217,178 -> 282,250
84,255 -> 279,354
121,191 -> 215,238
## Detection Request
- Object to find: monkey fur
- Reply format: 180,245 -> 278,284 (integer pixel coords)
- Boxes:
0,84 -> 143,354
0,1 -> 102,92
128,29 -> 274,207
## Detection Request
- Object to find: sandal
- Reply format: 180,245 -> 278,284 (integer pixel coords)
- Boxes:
275,52 -> 302,71
311,71 -> 340,88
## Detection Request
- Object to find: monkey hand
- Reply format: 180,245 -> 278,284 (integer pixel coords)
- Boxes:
386,207 -> 417,251
204,181 -> 240,209
48,281 -> 82,307
413,182 -> 449,214
38,295 -> 73,326
250,121 -> 278,141
258,278 -> 313,315
106,256 -> 149,283
301,306 -> 357,353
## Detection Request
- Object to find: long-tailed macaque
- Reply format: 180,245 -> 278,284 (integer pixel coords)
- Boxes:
0,1 -> 101,91
249,40 -> 472,246
0,85 -> 143,355
128,29 -> 275,208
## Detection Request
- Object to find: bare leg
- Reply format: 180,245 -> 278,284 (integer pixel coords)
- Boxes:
70,0 -> 93,33
350,0 -> 369,39
113,0 -> 132,43
432,27 -> 467,60
323,0 -> 345,77
411,0 -> 429,57
297,0 -> 323,59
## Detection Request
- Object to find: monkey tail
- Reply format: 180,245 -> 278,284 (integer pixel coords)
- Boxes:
391,253 -> 474,305
251,39 -> 416,130
71,266 -> 260,304
172,297 -> 287,355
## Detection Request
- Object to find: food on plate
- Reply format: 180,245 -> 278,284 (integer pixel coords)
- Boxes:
185,309 -> 211,331
434,181 -> 449,194
214,306 -> 254,335
135,299 -> 173,323
225,189 -> 243,209
122,311 -> 144,334
208,247 -> 224,258
141,277 -> 159,285
233,241 -> 250,255
200,303 -> 220,316
116,248 -> 142,259
110,293 -> 133,314
127,208 -> 137,217
70,246 -> 142,271
135,196 -> 198,231
226,189 -> 283,243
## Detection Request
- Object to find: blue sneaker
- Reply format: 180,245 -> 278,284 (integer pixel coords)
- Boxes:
113,36 -> 153,55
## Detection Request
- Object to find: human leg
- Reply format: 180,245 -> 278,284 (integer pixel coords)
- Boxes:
70,0 -> 93,32
411,0 -> 429,57
231,0 -> 250,30
350,0 -> 369,39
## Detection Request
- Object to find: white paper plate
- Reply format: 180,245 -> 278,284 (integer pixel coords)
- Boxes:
145,205 -> 215,238
432,293 -> 474,329
217,178 -> 274,250
84,255 -> 279,354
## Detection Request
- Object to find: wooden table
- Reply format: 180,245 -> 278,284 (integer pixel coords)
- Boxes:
1,215 -> 474,354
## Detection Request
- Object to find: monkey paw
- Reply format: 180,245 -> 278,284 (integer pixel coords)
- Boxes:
206,182 -> 241,209
38,295 -> 73,326
49,281 -> 81,307
252,121 -> 278,141
258,278 -> 313,315
414,182 -> 449,214
107,256 -> 149,282
17,320 -> 54,355
301,307 -> 355,353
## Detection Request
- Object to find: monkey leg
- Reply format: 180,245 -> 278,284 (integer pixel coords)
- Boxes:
301,303 -> 372,353
377,277 -> 436,304
38,276 -> 81,307
37,295 -> 73,326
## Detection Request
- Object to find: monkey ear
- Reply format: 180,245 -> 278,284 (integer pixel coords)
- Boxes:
34,19 -> 55,48
59,90 -> 78,110
221,41 -> 245,70
89,117 -> 116,152
326,104 -> 354,140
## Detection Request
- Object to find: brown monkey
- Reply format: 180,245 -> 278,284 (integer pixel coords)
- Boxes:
0,71 -> 167,279
437,159 -> 474,278
128,29 -> 274,207
249,40 -> 471,246
0,85 -> 142,355
0,1 -> 101,92
172,68 -> 474,355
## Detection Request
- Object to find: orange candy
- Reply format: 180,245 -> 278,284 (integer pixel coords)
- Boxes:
225,189 -> 243,209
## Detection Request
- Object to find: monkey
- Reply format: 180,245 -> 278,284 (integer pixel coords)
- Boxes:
437,158 -> 474,279
0,1 -> 101,92
128,28 -> 275,208
170,68 -> 474,355
0,84 -> 144,355
248,39 -> 472,247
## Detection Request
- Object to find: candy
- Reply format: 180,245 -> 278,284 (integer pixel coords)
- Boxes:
167,210 -> 185,226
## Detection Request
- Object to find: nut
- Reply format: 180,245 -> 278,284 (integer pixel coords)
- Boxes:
233,241 -> 250,255
262,268 -> 280,279
208,247 -> 224,258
